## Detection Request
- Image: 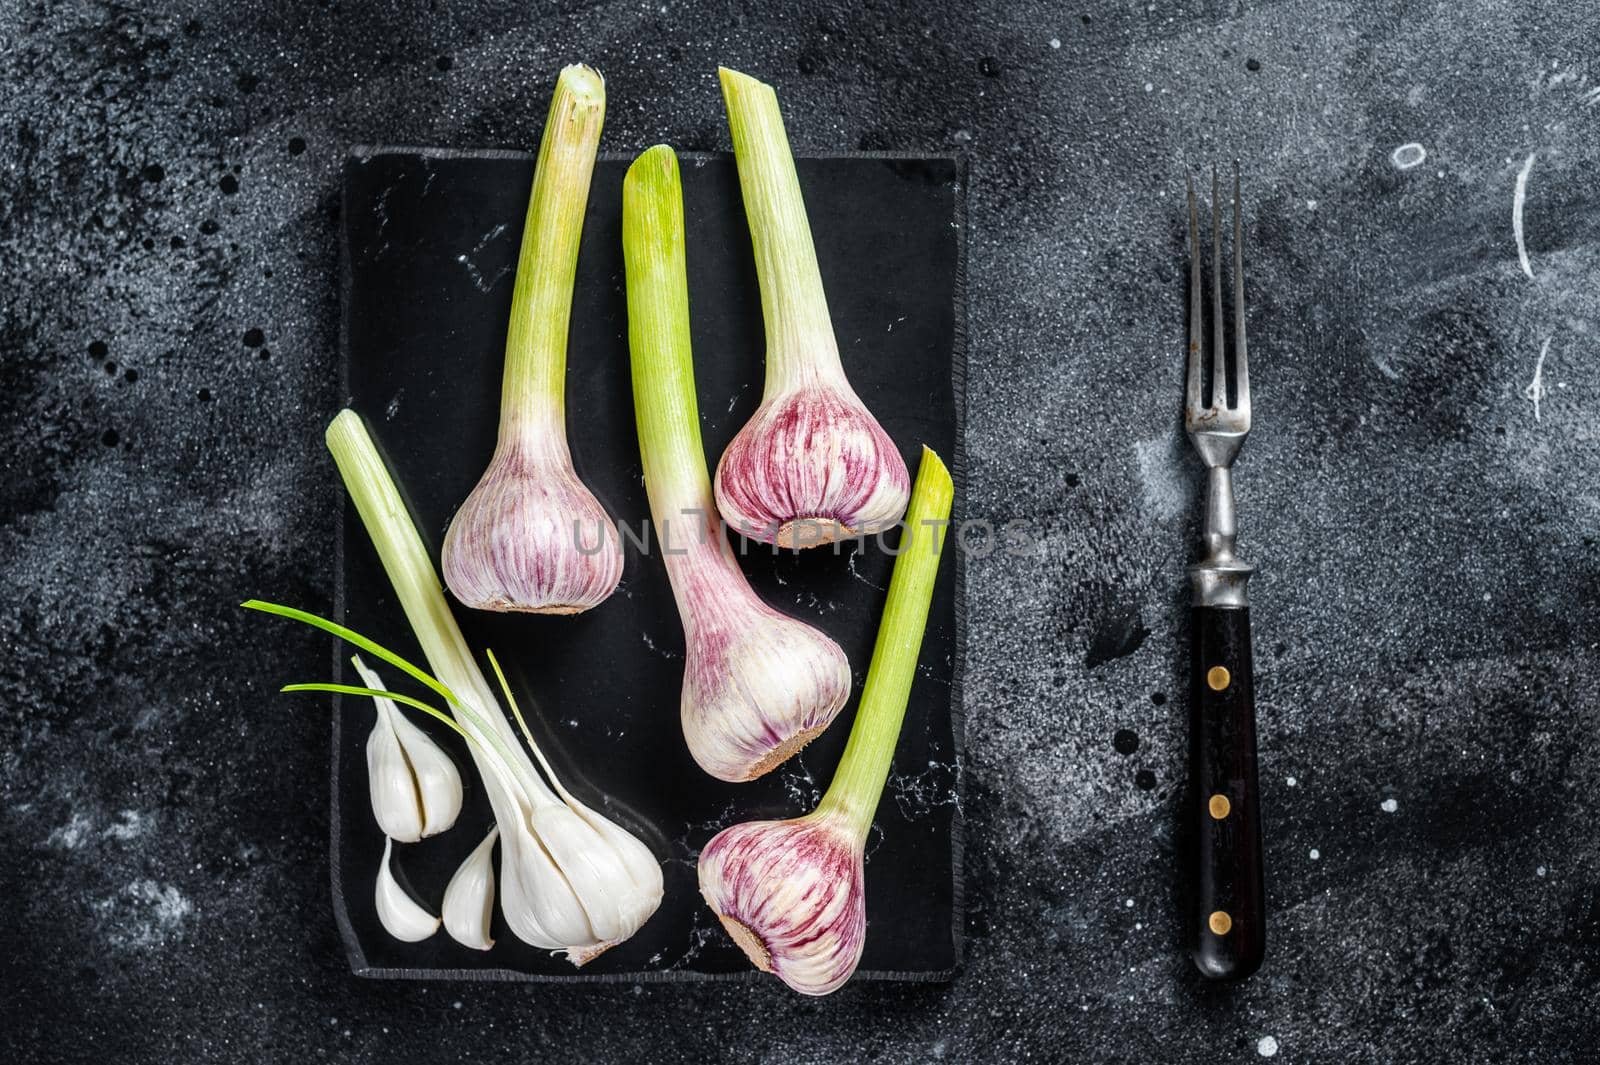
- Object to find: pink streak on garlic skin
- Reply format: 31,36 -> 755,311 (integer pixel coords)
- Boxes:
442,442 -> 624,614
661,505 -> 851,781
714,386 -> 910,546
697,812 -> 866,996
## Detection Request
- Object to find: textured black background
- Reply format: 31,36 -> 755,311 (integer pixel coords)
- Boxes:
3,1 -> 1599,1062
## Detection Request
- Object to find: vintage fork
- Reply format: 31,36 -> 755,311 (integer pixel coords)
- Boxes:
1184,167 -> 1264,980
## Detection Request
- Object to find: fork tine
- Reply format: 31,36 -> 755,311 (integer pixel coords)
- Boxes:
1210,168 -> 1225,410
1186,174 -> 1203,414
1232,164 -> 1250,418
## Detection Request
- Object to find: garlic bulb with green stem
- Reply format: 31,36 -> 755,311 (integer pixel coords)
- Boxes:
698,446 -> 953,995
376,837 -> 440,943
623,144 -> 851,781
712,68 -> 911,549
249,408 -> 662,962
356,655 -> 462,842
442,828 -> 498,951
442,63 -> 624,614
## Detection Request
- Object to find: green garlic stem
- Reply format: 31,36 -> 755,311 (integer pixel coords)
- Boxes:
622,145 -> 720,553
719,67 -> 844,396
323,409 -> 556,808
816,447 -> 955,839
500,64 -> 605,446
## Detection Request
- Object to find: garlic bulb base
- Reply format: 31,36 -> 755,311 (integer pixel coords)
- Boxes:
742,722 -> 827,782
718,914 -> 773,973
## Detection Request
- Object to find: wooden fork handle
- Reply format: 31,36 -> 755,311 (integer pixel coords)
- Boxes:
1190,604 -> 1265,980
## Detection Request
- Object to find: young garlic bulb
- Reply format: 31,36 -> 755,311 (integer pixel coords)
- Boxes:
712,68 -> 910,548
699,447 -> 953,995
623,145 -> 851,782
357,656 -> 462,841
442,64 -> 624,614
697,811 -> 865,995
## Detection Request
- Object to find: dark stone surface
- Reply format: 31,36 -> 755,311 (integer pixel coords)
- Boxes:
3,1 -> 1598,1062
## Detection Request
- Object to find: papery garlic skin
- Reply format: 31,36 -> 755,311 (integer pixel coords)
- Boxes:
357,657 -> 462,841
678,543 -> 851,781
714,385 -> 911,547
442,451 -> 623,615
442,828 -> 498,951
376,837 -> 441,943
697,812 -> 865,996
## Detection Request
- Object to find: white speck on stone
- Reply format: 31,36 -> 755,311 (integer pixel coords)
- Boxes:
1143,82 -> 1154,93
48,812 -> 94,849
1381,797 -> 1399,813
1286,776 -> 1297,787
1257,1035 -> 1280,1057
1306,199 -> 1318,210
1309,848 -> 1321,860
1391,142 -> 1426,170
1050,37 -> 1061,49
103,809 -> 150,841
1125,897 -> 1135,908
1537,865 -> 1547,877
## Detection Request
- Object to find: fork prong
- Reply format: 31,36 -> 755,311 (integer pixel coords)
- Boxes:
1232,164 -> 1250,421
1210,167 -> 1225,410
1186,174 -> 1204,415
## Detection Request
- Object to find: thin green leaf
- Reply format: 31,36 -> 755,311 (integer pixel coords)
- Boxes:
241,599 -> 461,708
280,683 -> 472,744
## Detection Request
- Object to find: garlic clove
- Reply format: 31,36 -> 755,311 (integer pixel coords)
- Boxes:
356,656 -> 463,839
365,699 -> 426,843
386,698 -> 463,836
527,802 -> 651,945
441,827 -> 498,951
496,806 -> 603,952
681,603 -> 852,782
376,836 -> 441,942
714,386 -> 911,548
697,812 -> 866,996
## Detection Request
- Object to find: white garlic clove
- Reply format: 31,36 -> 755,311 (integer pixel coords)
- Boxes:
356,656 -> 463,839
442,827 -> 498,951
496,807 -> 602,951
555,793 -> 664,938
366,699 -> 425,843
375,837 -> 440,942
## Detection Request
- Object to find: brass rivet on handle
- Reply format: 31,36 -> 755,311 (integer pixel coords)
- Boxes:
1208,910 -> 1233,935
1206,665 -> 1231,691
1208,794 -> 1231,819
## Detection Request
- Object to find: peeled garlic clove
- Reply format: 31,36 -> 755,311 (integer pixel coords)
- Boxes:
697,811 -> 865,996
376,837 -> 440,942
356,656 -> 463,839
442,828 -> 498,951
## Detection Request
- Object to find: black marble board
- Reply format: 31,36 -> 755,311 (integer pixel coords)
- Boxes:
337,148 -> 967,981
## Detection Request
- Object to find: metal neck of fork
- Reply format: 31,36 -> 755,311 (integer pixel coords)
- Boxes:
1188,465 -> 1254,608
